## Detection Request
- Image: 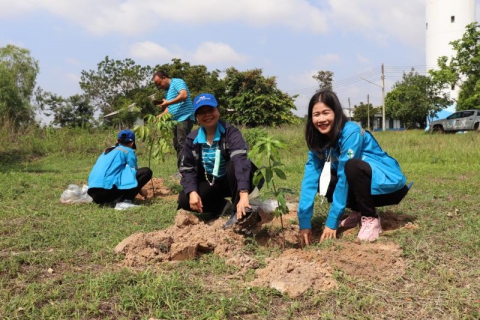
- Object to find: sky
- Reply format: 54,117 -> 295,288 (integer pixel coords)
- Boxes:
1,0 -> 479,122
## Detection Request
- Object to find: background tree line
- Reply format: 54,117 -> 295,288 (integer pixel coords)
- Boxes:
2,22 -> 479,130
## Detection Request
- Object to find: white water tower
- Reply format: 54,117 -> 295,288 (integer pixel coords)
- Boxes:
425,0 -> 476,101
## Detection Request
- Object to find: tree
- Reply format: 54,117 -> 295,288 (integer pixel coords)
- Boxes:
352,102 -> 377,129
312,70 -> 334,91
222,68 -> 299,127
79,56 -> 153,118
385,69 -> 451,129
0,45 -> 39,127
430,22 -> 480,111
35,89 -> 94,128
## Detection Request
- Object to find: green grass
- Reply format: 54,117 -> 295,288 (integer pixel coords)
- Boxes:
0,126 -> 479,319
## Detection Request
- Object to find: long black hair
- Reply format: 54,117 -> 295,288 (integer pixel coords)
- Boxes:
304,89 -> 348,153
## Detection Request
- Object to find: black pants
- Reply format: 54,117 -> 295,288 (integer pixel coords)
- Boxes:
173,119 -> 194,170
88,167 -> 153,204
325,159 -> 408,217
177,161 -> 259,216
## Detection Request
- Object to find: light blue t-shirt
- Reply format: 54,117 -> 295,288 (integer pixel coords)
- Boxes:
166,78 -> 194,121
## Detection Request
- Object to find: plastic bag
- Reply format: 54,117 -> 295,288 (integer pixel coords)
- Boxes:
250,198 -> 278,215
60,184 -> 93,204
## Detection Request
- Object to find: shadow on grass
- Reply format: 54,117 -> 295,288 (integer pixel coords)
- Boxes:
379,209 -> 417,232
0,150 -> 29,170
0,150 -> 50,173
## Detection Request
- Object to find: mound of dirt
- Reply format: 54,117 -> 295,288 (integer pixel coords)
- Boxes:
114,210 -> 246,266
114,209 -> 407,298
249,249 -> 338,298
119,179 -> 411,298
325,242 -> 405,281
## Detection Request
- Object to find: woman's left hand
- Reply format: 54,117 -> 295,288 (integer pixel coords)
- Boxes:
319,226 -> 337,243
236,192 -> 251,220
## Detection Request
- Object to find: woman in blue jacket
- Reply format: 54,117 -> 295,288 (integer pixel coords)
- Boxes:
298,90 -> 409,244
178,93 -> 262,224
87,130 -> 152,206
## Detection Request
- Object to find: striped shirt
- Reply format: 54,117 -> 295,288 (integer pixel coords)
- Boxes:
194,124 -> 227,178
202,141 -> 227,178
166,78 -> 194,121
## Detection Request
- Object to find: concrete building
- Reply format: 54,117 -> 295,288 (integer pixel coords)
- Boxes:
425,0 -> 476,101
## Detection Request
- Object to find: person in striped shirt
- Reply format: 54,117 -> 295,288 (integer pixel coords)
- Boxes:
153,70 -> 194,176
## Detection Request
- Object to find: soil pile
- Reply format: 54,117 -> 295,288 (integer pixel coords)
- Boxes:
114,210 -> 245,266
117,178 -> 411,297
115,210 -> 408,297
249,248 -> 338,298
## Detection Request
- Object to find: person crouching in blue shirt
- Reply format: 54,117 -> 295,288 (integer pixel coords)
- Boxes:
298,90 -> 410,245
177,93 -> 262,222
87,130 -> 152,205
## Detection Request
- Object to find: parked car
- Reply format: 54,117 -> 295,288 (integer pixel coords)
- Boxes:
430,109 -> 480,133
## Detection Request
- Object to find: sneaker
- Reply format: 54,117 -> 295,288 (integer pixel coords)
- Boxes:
357,216 -> 382,241
339,211 -> 361,229
114,200 -> 139,211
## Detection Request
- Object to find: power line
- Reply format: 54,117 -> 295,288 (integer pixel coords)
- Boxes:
286,64 -> 432,97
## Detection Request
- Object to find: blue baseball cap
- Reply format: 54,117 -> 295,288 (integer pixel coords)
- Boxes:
117,129 -> 136,149
193,93 -> 218,115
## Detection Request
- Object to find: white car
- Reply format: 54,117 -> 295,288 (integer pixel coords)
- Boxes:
430,109 -> 480,133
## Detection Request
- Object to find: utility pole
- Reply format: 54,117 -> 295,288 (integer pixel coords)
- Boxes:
348,98 -> 351,120
359,63 -> 386,131
367,94 -> 370,130
381,63 -> 386,131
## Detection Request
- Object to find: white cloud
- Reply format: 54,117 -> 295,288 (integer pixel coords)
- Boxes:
192,42 -> 247,65
357,53 -> 371,65
314,53 -> 342,66
129,41 -> 178,62
66,58 -> 81,66
0,0 -> 329,35
478,2 -> 480,21
67,72 -> 80,83
0,0 -> 38,18
287,71 -> 317,88
149,0 -> 329,33
327,0 -> 426,47
129,40 -> 247,67
1,0 -> 476,50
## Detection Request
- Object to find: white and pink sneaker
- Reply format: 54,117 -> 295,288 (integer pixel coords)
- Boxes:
357,216 -> 382,241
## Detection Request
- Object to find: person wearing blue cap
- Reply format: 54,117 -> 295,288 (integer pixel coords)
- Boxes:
177,93 -> 263,224
87,130 -> 152,207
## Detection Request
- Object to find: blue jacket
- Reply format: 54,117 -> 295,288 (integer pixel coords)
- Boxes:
298,122 -> 407,230
88,145 -> 138,190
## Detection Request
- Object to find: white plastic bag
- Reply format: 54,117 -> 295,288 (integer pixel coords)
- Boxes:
60,184 -> 93,204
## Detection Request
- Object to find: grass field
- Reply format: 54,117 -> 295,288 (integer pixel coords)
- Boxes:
0,124 -> 479,319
